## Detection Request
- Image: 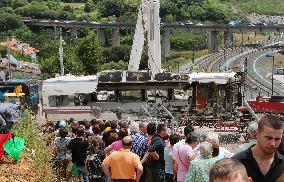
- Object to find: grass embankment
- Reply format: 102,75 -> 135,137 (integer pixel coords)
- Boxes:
61,2 -> 99,20
233,33 -> 270,45
163,50 -> 208,71
238,0 -> 284,15
61,2 -> 85,9
262,53 -> 284,68
0,115 -> 56,182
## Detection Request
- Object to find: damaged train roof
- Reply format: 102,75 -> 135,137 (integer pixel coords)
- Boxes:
188,72 -> 238,84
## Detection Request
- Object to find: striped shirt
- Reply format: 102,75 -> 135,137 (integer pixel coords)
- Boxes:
131,131 -> 148,159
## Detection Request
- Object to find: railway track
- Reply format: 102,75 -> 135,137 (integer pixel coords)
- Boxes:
195,36 -> 284,96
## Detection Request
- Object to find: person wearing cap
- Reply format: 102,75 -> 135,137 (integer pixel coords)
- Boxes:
59,120 -> 67,128
54,120 -> 67,138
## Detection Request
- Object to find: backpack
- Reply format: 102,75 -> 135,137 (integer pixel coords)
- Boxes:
87,154 -> 103,178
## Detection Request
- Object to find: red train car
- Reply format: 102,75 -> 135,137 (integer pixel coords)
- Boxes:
247,96 -> 284,114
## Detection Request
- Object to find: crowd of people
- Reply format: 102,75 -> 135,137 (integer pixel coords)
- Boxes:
44,114 -> 284,182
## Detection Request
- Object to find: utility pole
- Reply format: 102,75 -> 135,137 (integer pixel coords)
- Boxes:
192,47 -> 195,64
272,55 -> 274,95
266,54 -> 275,96
243,57 -> 248,103
59,28 -> 64,76
7,36 -> 12,79
175,61 -> 180,73
241,32 -> 244,53
224,49 -> 226,71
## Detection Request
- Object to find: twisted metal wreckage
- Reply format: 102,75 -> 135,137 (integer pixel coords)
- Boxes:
40,0 -> 249,133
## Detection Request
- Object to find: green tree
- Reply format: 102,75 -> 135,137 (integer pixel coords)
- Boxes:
103,45 -> 131,63
16,2 -> 51,19
98,0 -> 138,21
0,0 -> 28,9
189,5 -> 205,20
0,46 -> 6,58
84,0 -> 95,13
62,5 -> 74,13
8,25 -> 34,41
77,33 -> 104,74
99,60 -> 127,71
64,45 -> 84,74
0,13 -> 22,31
160,1 -> 178,22
54,9 -> 76,20
37,40 -> 58,60
47,0 -> 61,11
39,56 -> 60,74
0,7 -> 15,14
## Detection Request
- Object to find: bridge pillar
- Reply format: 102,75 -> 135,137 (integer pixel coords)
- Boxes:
208,31 -> 218,53
70,27 -> 78,38
54,26 -> 60,36
97,29 -> 105,46
162,30 -> 171,58
224,31 -> 233,49
112,28 -> 120,47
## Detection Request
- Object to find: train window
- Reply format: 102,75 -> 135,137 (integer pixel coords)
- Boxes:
48,95 -> 73,107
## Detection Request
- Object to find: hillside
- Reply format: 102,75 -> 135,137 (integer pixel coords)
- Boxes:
238,0 -> 284,15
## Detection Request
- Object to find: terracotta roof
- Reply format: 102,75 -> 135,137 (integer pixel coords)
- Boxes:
0,41 -> 17,47
0,40 -> 38,55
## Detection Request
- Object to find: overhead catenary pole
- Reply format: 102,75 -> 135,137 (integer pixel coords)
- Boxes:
224,49 -> 226,71
59,28 -> 64,76
266,53 -> 275,96
272,55 -> 274,95
7,36 -> 12,79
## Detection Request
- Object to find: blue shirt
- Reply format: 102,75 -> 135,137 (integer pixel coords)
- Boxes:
131,131 -> 148,159
147,133 -> 166,169
164,147 -> 174,174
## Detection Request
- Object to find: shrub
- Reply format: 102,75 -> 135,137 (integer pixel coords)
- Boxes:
11,114 -> 56,181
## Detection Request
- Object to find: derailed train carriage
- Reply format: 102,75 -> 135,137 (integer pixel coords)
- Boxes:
187,72 -> 243,118
41,70 -> 244,126
184,72 -> 245,132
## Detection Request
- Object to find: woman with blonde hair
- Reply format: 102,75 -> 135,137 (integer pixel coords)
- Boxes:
205,132 -> 234,159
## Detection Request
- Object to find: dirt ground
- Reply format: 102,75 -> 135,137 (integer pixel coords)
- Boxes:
0,153 -> 37,182
0,152 -> 83,182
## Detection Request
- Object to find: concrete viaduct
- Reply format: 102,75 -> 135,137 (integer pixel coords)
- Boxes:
23,19 -> 284,57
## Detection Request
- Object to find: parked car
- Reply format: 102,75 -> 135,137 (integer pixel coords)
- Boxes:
255,22 -> 267,26
276,68 -> 284,75
247,23 -> 256,26
229,20 -> 241,26
185,21 -> 193,25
